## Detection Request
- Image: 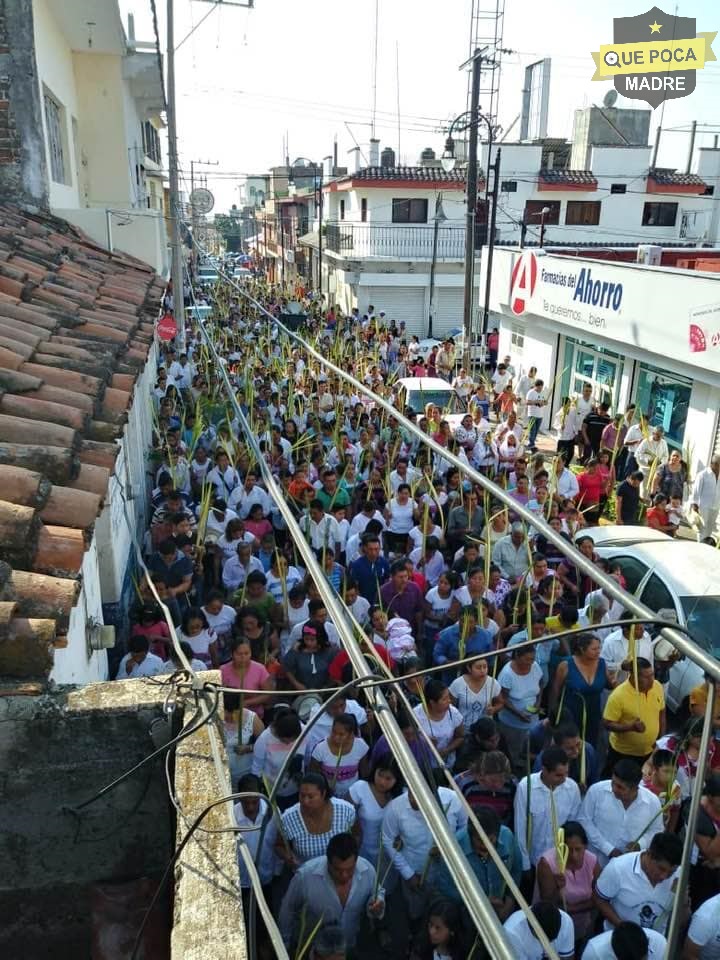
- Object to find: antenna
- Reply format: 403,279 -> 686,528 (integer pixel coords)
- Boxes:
371,0 -> 380,138
396,40 -> 401,162
603,89 -> 618,108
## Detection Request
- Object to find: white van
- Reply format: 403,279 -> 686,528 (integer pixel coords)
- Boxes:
395,377 -> 467,428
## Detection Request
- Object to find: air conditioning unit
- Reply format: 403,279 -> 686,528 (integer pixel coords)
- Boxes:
637,244 -> 662,266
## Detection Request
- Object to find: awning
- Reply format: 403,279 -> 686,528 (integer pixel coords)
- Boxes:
298,230 -> 319,249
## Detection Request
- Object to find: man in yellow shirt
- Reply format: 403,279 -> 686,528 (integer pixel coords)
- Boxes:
690,674 -> 720,728
603,658 -> 665,773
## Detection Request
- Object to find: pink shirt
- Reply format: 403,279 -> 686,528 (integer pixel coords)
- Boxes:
220,659 -> 270,717
535,847 -> 597,938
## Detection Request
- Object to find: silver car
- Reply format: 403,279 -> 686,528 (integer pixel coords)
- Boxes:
590,538 -> 720,712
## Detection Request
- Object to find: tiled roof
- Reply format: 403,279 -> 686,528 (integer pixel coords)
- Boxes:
538,169 -> 598,186
648,168 -> 706,186
0,204 -> 163,681
349,166 -> 470,183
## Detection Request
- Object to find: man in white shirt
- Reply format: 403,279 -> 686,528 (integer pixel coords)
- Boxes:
222,542 -> 264,592
580,759 -> 663,868
169,353 -> 193,390
348,501 -> 386,538
601,620 -> 655,682
115,636 -> 164,679
409,537 -> 446,587
228,472 -> 273,518
286,599 -> 341,653
389,458 -> 422,493
304,695 -> 368,760
514,747 -> 582,872
503,901 -> 575,960
452,367 -> 474,398
635,427 -> 670,496
575,382 -> 594,426
553,399 -> 581,465
525,378 -> 547,451
691,455 -> 720,541
582,921 -> 667,960
685,891 -> 720,959
594,832 -> 683,932
234,774 -> 279,888
298,501 -> 342,556
382,785 -> 467,919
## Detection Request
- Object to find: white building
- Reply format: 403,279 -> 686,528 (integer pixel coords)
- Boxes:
320,154 -> 480,337
483,140 -> 720,249
32,0 -> 168,273
483,245 -> 720,474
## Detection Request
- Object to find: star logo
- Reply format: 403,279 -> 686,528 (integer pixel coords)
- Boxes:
649,20 -> 662,33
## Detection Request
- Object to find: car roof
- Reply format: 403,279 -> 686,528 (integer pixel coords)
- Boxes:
596,540 -> 720,596
577,526 -> 672,546
397,377 -> 457,391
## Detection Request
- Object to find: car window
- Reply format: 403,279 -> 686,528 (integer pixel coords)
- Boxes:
609,555 -> 649,594
406,390 -> 464,415
639,574 -> 675,614
680,596 -> 720,656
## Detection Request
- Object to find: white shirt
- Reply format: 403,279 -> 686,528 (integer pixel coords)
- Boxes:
389,466 -> 422,493
595,851 -> 678,932
692,467 -> 720,512
556,467 -> 580,500
580,780 -> 664,867
304,699 -> 368,760
553,407 -> 580,442
408,546 -> 446,587
348,510 -> 386,537
202,603 -> 237,638
222,553 -> 264,592
582,928 -> 667,960
381,788 -> 467,879
636,437 -> 669,470
288,617 -> 341,650
514,773 -> 582,870
234,797 -> 279,887
575,394 -> 594,424
526,388 -> 546,420
601,628 -> 655,679
298,513 -> 342,551
229,485 -> 273,518
116,651 -> 165,679
492,370 -> 512,393
687,892 -> 720,959
504,908 -> 574,960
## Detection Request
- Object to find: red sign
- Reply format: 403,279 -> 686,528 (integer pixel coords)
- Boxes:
510,251 -> 538,316
157,314 -> 178,342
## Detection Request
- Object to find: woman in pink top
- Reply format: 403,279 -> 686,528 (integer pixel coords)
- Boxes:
219,637 -> 275,717
535,820 -> 600,942
243,503 -> 273,542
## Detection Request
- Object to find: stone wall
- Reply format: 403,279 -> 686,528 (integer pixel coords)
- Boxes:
0,678 -> 173,958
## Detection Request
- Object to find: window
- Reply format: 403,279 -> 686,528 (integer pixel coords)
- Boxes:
523,200 -> 560,225
501,180 -> 518,193
510,322 -> 524,354
640,574 -> 675,615
43,88 -> 67,184
565,201 -> 601,225
610,556 -> 649,594
361,198 -> 367,222
610,183 -> 627,194
634,363 -> 692,449
340,199 -> 345,221
704,185 -> 715,197
642,202 -> 678,227
391,198 -> 428,223
142,121 -> 162,165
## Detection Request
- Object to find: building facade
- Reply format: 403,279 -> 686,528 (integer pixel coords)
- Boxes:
483,246 -> 720,474
28,0 -> 168,272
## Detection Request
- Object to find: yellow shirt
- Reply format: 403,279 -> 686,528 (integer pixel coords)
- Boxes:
604,679 -> 665,757
689,682 -> 720,725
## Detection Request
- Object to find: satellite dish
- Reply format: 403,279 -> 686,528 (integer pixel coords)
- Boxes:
603,89 -> 618,108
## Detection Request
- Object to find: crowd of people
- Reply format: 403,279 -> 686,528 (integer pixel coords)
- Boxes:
132,273 -> 720,960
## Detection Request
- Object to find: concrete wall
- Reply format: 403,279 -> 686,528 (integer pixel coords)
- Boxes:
0,679 -> 173,959
0,0 -> 49,207
49,536 -> 108,685
55,206 -> 169,273
32,0 -> 80,207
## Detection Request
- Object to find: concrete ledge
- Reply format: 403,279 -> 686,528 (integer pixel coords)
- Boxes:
171,702 -> 246,960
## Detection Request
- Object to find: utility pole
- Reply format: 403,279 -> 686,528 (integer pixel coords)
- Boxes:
166,0 -> 186,350
480,148 -> 500,370
428,193 -> 446,339
686,119 -> 697,174
462,48 -> 483,371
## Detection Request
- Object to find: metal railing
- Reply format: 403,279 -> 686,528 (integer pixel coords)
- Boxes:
325,221 -> 466,259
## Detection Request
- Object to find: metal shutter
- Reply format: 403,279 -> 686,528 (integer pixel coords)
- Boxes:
432,288 -> 464,337
363,286 -> 427,335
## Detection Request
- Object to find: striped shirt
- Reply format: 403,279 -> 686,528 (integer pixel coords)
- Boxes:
454,770 -> 516,826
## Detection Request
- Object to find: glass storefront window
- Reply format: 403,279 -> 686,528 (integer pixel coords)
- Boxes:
634,364 -> 692,449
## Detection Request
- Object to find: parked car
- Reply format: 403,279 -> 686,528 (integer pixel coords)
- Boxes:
416,327 -> 482,366
589,539 -> 720,712
394,376 -> 467,429
574,526 -> 673,548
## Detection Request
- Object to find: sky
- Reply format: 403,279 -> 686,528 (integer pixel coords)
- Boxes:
121,0 -> 720,212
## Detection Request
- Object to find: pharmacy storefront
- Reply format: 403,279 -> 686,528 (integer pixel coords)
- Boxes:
483,248 -> 720,470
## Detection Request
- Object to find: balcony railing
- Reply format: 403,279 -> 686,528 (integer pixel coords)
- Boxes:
325,221 -> 466,260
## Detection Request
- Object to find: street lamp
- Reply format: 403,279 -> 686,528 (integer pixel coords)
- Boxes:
427,194 -> 448,338
520,206 -> 552,248
289,157 -> 324,296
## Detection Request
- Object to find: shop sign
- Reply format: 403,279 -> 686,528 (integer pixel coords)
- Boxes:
689,301 -> 720,352
509,250 -> 624,331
